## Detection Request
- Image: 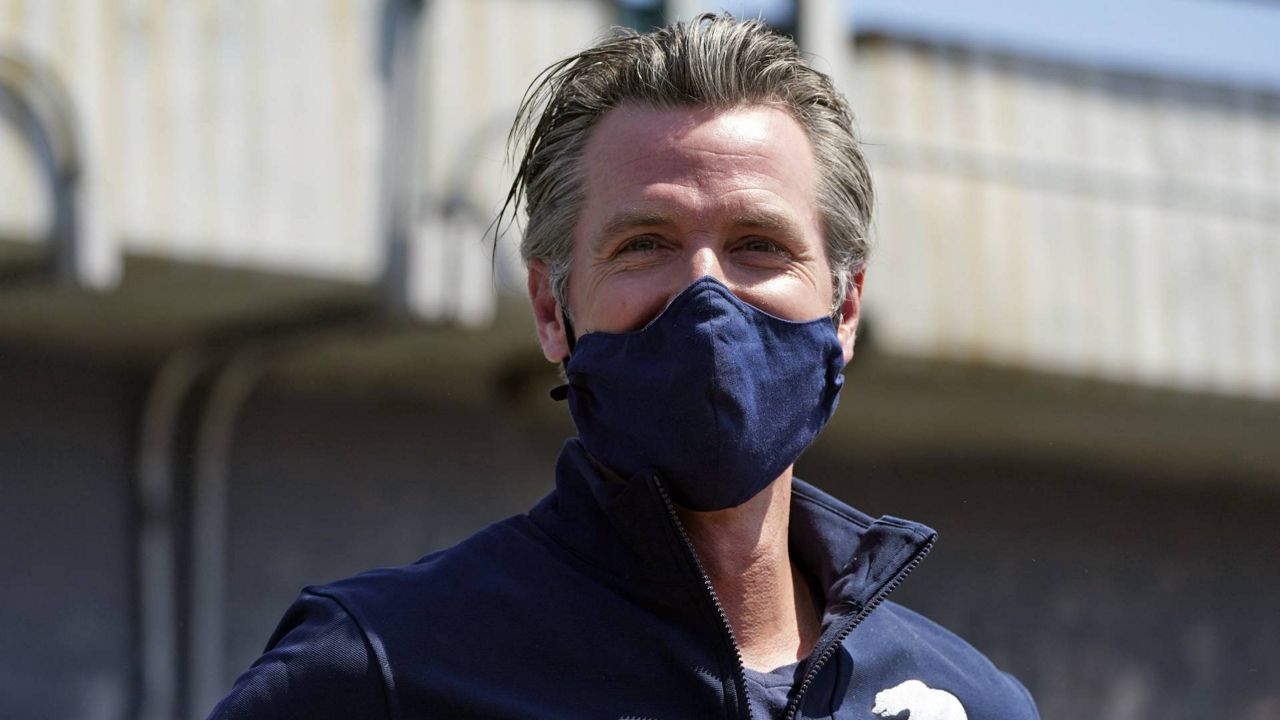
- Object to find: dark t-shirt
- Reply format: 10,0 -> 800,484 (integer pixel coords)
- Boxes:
743,660 -> 802,719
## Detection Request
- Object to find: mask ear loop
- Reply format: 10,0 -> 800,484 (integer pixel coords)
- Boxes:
562,309 -> 577,354
549,309 -> 577,401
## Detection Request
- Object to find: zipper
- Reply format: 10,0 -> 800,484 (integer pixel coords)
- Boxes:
652,475 -> 755,720
781,536 -> 934,720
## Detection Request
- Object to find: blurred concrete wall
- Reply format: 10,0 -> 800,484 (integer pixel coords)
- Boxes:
858,37 -> 1280,400
0,0 -> 385,280
0,349 -> 142,720
5,1 -> 1276,396
0,0 -> 612,330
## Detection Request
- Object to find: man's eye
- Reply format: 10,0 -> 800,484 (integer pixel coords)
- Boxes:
620,236 -> 662,253
739,237 -> 787,255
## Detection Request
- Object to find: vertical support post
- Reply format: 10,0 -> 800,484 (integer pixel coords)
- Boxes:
665,0 -> 706,23
377,0 -> 426,316
795,0 -> 853,91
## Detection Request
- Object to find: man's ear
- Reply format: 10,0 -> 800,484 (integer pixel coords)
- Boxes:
836,268 -> 865,364
528,259 -> 571,363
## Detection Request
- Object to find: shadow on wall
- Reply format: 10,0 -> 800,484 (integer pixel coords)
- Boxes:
3,341 -> 1280,720
0,347 -> 145,720
798,450 -> 1280,720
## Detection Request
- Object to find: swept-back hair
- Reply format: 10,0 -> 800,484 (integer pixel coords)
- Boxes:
498,13 -> 874,311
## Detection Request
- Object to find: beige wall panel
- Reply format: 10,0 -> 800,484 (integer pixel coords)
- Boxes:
1083,194 -> 1120,376
857,40 -> 1280,399
855,41 -> 902,140
415,0 -> 612,315
4,5 -> 1276,397
1259,97 -> 1280,192
1247,228 -> 1278,395
1,0 -> 385,279
1127,202 -> 1167,385
421,0 -> 610,209
971,53 -> 1021,160
1108,80 -> 1157,177
863,164 -> 936,356
917,171 -> 960,357
1008,60 -> 1058,166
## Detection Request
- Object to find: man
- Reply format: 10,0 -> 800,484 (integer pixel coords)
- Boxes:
211,15 -> 1037,720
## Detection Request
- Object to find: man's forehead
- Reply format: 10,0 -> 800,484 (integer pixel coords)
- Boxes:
585,102 -> 803,163
577,103 -> 819,236
586,105 -> 813,187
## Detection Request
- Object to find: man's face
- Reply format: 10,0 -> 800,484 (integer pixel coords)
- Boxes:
529,103 -> 862,363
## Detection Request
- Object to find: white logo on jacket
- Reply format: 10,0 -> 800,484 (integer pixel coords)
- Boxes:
871,679 -> 968,720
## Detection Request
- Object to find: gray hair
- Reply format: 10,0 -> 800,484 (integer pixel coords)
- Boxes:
498,13 -> 874,313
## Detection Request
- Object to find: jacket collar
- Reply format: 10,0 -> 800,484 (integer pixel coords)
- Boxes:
788,481 -> 937,626
529,439 -> 938,613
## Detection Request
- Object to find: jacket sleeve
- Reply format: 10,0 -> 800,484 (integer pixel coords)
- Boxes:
1004,671 -> 1041,720
205,589 -> 391,720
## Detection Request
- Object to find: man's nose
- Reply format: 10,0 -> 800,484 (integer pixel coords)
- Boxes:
684,246 -> 727,286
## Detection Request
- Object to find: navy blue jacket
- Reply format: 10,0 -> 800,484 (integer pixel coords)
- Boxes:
210,440 -> 1037,719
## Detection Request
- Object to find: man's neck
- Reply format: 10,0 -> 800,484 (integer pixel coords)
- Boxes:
674,470 -> 822,672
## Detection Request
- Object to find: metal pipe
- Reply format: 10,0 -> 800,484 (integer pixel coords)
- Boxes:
135,347 -> 221,720
187,348 -> 267,719
0,48 -> 117,289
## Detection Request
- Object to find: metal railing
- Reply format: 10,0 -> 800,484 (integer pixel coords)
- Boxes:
0,47 -> 115,289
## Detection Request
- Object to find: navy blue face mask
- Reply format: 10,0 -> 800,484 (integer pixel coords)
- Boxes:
555,277 -> 846,511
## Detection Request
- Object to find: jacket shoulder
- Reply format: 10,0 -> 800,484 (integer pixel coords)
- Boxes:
862,601 -> 1040,720
313,514 -> 550,620
209,515 -> 545,720
206,589 -> 391,720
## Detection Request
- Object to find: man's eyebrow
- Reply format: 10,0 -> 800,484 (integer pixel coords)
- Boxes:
731,211 -> 801,236
595,211 -> 676,250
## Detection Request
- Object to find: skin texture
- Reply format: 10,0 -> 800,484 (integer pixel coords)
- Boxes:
527,103 -> 864,671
